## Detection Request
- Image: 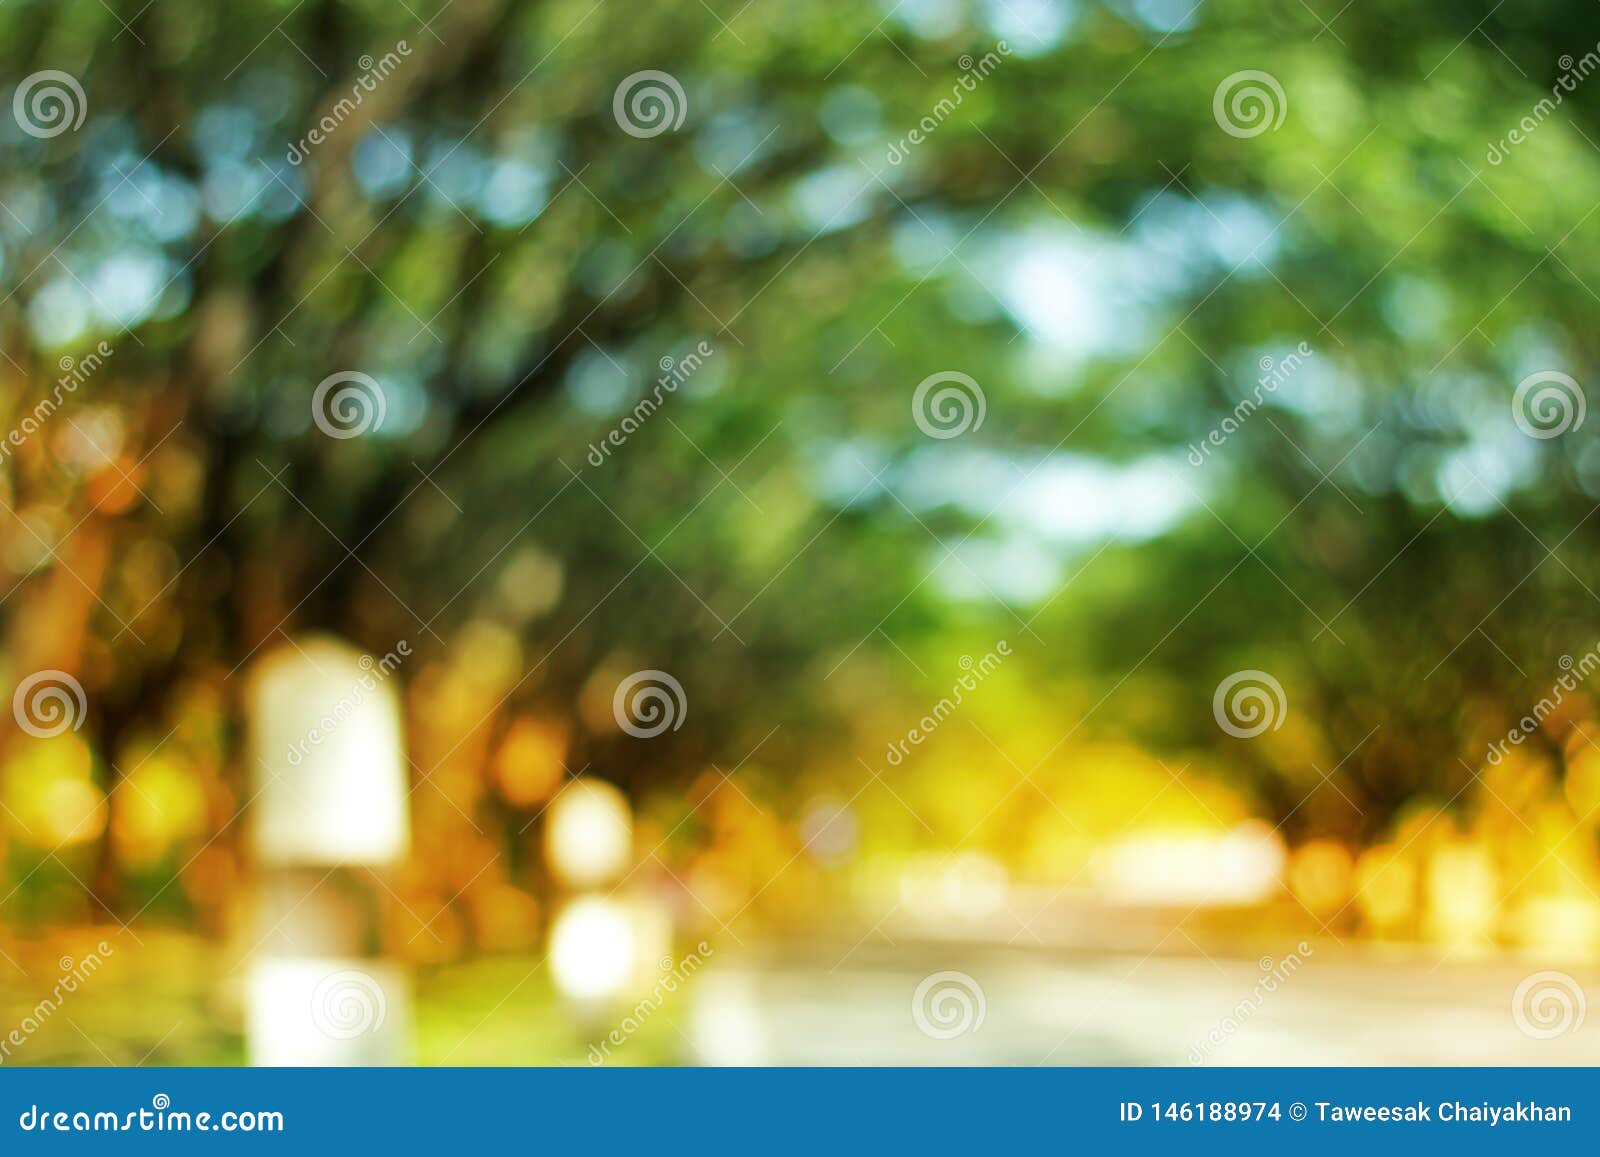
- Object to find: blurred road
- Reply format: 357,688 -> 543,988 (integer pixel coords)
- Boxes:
688,929 -> 1599,1065
6,911 -> 1597,1065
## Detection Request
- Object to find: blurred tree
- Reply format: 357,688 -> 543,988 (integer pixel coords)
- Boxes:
4,0 -> 1600,919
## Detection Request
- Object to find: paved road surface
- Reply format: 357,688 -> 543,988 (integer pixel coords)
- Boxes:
687,938 -> 1599,1065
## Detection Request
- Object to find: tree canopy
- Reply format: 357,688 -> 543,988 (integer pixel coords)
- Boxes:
4,0 -> 1600,937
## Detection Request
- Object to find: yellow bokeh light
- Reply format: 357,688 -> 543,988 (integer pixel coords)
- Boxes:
1353,844 -> 1416,934
1423,841 -> 1497,947
493,717 -> 567,808
112,753 -> 207,868
2,735 -> 106,848
544,779 -> 633,888
549,895 -> 636,1002
1287,839 -> 1354,916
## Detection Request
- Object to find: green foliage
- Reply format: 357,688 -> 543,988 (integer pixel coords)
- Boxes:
4,0 -> 1599,843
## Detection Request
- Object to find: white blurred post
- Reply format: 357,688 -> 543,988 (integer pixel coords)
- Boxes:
244,635 -> 412,1065
542,779 -> 679,1047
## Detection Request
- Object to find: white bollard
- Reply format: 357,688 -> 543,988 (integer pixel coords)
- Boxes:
243,635 -> 413,1065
